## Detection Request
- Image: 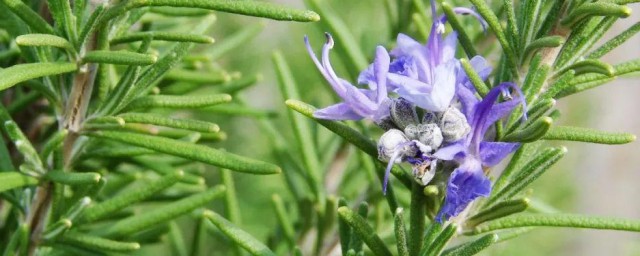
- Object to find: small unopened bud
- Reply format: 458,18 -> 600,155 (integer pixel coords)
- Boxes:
422,111 -> 440,124
390,98 -> 418,130
404,123 -> 443,151
439,107 -> 471,142
375,116 -> 399,131
377,129 -> 416,162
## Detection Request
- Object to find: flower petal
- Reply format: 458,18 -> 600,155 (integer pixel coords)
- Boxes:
313,103 -> 363,120
479,141 -> 520,166
436,159 -> 491,222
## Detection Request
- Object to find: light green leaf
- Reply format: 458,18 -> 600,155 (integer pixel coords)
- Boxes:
164,69 -> 230,84
469,0 -> 517,78
441,234 -> 498,256
561,2 -> 631,27
466,214 -> 640,235
460,58 -> 490,97
102,0 -> 319,23
125,94 -> 232,111
117,113 -> 219,133
467,198 -> 530,227
104,186 -> 225,237
337,206 -> 392,256
16,34 -> 74,52
0,172 -> 38,193
394,208 -> 409,256
488,147 -> 566,206
423,224 -> 457,256
60,232 -> 140,252
86,131 -> 280,175
111,32 -> 214,45
81,170 -> 184,223
271,194 -> 296,249
82,50 -> 157,65
588,21 -> 640,59
543,126 -> 636,144
44,170 -> 101,186
273,51 -> 324,205
0,63 -> 77,91
205,210 -> 276,256
503,117 -> 553,143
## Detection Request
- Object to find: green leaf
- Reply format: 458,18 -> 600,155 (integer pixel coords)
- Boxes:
204,210 -> 276,256
469,0 -> 518,78
44,170 -> 101,186
522,36 -> 564,63
1,0 -> 55,34
86,131 -> 281,175
40,129 -> 68,162
542,126 -> 636,144
488,147 -> 566,206
221,169 -> 241,226
104,186 -> 225,237
441,2 -> 478,57
337,206 -> 392,256
4,120 -> 45,175
285,99 -> 412,188
503,117 -> 553,143
394,208 -> 409,256
81,170 -> 184,223
467,198 -> 530,227
111,32 -> 214,45
168,222 -> 188,256
208,22 -> 264,59
16,34 -> 74,52
271,194 -> 296,249
0,63 -> 77,91
423,224 -> 457,256
117,113 -> 219,133
124,94 -> 232,111
519,0 -> 544,51
555,59 -> 615,77
130,157 -> 204,185
561,2 -> 631,27
102,0 -> 319,23
466,214 -> 640,235
59,232 -> 140,252
47,0 -> 78,44
150,6 -> 211,16
273,51 -> 324,205
588,21 -> 640,59
554,59 -> 640,98
82,50 -> 158,65
460,58 -> 490,97
409,183 -> 426,256
337,198 -> 351,254
348,202 -> 369,252
441,234 -> 498,256
0,172 -> 38,193
164,69 -> 230,84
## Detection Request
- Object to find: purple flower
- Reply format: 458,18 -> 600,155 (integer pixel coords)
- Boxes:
359,1 -> 487,112
306,33 -> 391,123
434,82 -> 526,222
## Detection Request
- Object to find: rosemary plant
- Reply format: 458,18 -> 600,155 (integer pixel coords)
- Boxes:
0,0 -> 639,256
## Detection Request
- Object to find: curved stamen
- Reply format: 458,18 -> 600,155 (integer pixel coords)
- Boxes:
383,150 -> 402,195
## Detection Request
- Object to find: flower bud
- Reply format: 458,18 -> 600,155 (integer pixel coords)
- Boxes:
377,129 -> 416,162
439,107 -> 471,142
390,98 -> 418,130
375,116 -> 399,131
422,111 -> 440,124
404,123 -> 443,152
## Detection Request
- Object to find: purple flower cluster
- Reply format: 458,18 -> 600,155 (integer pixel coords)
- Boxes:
305,1 -> 525,222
